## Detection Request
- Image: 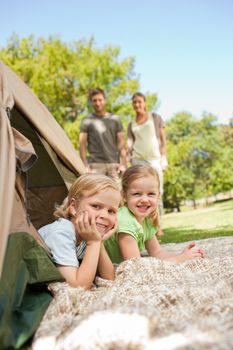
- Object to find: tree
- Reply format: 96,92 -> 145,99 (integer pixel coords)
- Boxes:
0,34 -> 158,146
164,112 -> 233,210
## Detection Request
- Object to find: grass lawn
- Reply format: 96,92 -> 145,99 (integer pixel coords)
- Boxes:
160,199 -> 233,244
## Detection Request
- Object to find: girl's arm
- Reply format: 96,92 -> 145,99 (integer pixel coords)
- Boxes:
145,236 -> 204,262
57,241 -> 101,289
118,232 -> 141,260
97,243 -> 115,280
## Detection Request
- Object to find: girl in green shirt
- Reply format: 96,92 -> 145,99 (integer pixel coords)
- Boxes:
105,165 -> 204,264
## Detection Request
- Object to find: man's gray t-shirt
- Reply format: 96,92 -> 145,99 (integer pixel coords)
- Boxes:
38,218 -> 86,267
80,113 -> 123,163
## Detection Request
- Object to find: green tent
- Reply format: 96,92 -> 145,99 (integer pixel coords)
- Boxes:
0,61 -> 85,349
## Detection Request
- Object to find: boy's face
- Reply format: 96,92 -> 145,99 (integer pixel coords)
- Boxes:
91,93 -> 106,115
74,189 -> 120,235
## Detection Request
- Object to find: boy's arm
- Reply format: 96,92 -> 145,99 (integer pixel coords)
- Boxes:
57,241 -> 101,289
118,232 -> 141,260
97,243 -> 115,280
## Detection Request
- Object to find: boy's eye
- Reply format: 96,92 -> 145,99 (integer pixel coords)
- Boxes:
148,192 -> 156,196
133,192 -> 141,196
108,209 -> 116,215
91,204 -> 100,209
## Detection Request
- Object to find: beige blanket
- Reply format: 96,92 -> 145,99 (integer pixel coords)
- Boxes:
33,236 -> 233,350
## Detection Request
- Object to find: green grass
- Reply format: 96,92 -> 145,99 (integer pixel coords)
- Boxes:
160,199 -> 233,244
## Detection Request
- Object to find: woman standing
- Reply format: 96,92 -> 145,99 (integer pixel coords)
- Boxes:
127,92 -> 168,235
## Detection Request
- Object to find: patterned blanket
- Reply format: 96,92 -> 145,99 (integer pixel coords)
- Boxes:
33,236 -> 233,350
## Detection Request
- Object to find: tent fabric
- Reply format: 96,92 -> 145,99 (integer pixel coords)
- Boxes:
3,62 -> 85,176
0,60 -> 85,349
0,232 -> 63,349
0,63 -> 16,277
9,129 -> 51,254
0,60 -> 85,275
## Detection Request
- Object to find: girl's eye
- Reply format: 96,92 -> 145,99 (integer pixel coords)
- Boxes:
132,192 -> 140,196
148,193 -> 156,196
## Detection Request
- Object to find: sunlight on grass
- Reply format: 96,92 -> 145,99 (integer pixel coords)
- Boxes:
160,199 -> 233,244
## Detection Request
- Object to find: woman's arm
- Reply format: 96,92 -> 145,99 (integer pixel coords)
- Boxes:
97,243 -> 115,280
145,236 -> 204,262
118,233 -> 141,260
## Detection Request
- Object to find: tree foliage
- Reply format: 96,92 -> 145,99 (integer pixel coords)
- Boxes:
1,34 -> 232,208
164,112 -> 233,210
0,34 -> 158,145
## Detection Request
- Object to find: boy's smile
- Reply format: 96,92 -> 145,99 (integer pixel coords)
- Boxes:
73,189 -> 121,235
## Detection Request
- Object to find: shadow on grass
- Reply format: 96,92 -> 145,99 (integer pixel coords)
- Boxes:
160,227 -> 233,244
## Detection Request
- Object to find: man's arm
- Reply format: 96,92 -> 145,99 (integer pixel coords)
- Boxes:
127,122 -> 134,161
79,132 -> 89,168
117,132 -> 127,169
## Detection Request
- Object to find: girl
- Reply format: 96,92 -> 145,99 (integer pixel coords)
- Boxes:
128,92 -> 168,235
39,173 -> 121,289
104,165 -> 204,264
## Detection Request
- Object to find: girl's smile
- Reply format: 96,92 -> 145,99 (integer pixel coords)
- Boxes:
125,175 -> 159,224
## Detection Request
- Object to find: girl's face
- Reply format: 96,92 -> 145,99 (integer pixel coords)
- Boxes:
125,175 -> 159,224
132,96 -> 146,114
72,189 -> 121,235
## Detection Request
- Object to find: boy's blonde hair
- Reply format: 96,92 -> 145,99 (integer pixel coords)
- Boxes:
54,173 -> 120,219
122,165 -> 160,227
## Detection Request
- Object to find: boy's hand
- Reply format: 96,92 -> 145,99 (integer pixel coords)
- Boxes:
101,221 -> 118,242
75,211 -> 101,243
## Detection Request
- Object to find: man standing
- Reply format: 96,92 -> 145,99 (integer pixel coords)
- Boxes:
79,88 -> 127,182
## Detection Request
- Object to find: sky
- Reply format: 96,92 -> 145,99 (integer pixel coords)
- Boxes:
1,0 -> 232,124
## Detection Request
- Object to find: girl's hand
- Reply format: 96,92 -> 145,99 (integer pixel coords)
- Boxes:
75,211 -> 101,244
101,221 -> 118,242
180,242 -> 204,261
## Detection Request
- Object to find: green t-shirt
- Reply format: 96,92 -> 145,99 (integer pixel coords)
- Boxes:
104,206 -> 156,263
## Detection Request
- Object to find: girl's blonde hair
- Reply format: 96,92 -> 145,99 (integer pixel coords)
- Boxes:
54,173 -> 120,219
122,165 -> 160,226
